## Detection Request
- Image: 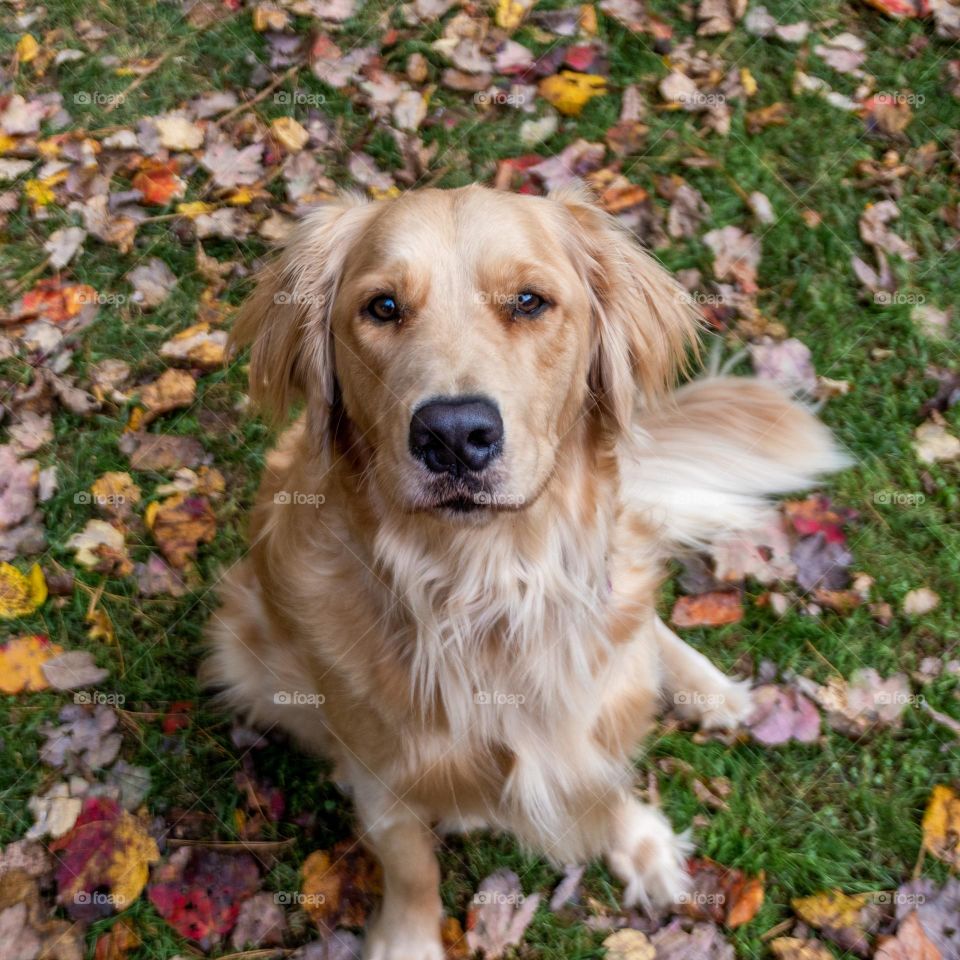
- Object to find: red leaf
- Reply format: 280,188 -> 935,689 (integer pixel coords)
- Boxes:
671,591 -> 743,628
148,847 -> 260,950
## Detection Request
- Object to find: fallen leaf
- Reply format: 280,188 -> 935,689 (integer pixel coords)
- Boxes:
538,71 -> 606,116
66,520 -> 131,576
127,258 -> 177,309
903,587 -> 940,615
134,553 -> 187,597
684,858 -> 765,928
792,889 -> 881,956
52,797 -> 160,921
40,704 -> 122,772
859,200 -> 918,262
159,322 -> 227,369
139,369 -> 196,422
271,116 -> 310,152
26,782 -> 83,840
875,911 -> 943,960
153,113 -> 204,151
749,338 -> 818,396
812,669 -> 913,736
0,564 -> 48,619
913,421 -> 960,464
44,227 -> 86,269
748,685 -> 820,745
146,494 -> 216,568
229,891 -> 288,949
200,140 -> 265,189
132,159 -> 186,206
649,918 -> 735,959
922,785 -> 960,868
149,847 -> 260,949
770,937 -> 836,959
703,226 -> 761,293
0,634 -> 62,693
89,472 -> 141,520
301,842 -> 382,930
466,869 -> 541,959
791,533 -> 853,592
94,918 -> 141,960
0,869 -> 84,960
671,591 -> 744,628
41,651 -> 108,691
603,928 -> 656,959
121,432 -> 207,471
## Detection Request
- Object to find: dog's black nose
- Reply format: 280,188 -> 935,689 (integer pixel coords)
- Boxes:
410,398 -> 504,475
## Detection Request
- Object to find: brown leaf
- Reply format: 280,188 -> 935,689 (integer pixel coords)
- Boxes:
301,841 -> 382,930
146,494 -> 216,568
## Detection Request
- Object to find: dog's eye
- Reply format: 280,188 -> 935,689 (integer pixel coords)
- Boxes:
513,292 -> 547,318
367,295 -> 400,323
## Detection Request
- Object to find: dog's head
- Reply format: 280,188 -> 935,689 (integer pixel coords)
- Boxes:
233,185 -> 699,521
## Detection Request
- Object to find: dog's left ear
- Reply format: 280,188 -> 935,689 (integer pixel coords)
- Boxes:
553,185 -> 701,432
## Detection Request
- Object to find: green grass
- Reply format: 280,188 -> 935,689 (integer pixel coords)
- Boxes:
1,0 -> 959,957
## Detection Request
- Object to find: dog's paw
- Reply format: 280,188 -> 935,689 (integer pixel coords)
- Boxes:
364,921 -> 444,960
674,676 -> 754,731
697,676 -> 754,731
606,802 -> 692,912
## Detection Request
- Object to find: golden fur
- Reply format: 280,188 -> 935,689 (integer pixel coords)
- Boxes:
203,184 -> 847,960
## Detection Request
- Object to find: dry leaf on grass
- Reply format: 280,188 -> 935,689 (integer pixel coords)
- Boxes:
89,472 -> 141,519
301,841 -> 382,930
769,937 -> 836,959
748,685 -> 820,745
466,869 -> 541,959
0,635 -> 62,693
139,369 -> 197,422
120,432 -> 207,471
41,651 -> 107,691
148,847 -> 260,949
903,587 -> 940,615
671,591 -> 744,628
792,889 -> 882,956
922,785 -> 960,868
52,797 -> 160,921
684,858 -> 765,928
66,520 -> 132,576
603,928 -> 655,959
159,323 -> 228,369
0,870 -> 84,960
913,421 -> 960,463
0,564 -> 47,619
40,704 -> 122,772
146,494 -> 216,568
875,911 -> 942,960
703,226 -> 761,293
127,258 -> 177,309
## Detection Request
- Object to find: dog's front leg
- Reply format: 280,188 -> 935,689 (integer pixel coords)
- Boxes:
654,617 -> 753,730
354,784 -> 444,960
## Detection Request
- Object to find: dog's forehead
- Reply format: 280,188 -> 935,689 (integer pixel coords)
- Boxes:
368,188 -> 567,267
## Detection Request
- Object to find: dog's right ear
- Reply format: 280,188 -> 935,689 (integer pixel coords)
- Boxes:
230,195 -> 375,425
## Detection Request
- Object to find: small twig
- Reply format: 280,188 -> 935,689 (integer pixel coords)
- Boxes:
218,63 -> 302,125
921,700 -> 960,739
107,52 -> 173,112
760,919 -> 794,941
167,837 -> 297,854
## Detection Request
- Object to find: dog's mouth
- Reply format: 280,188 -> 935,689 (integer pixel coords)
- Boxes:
412,474 -> 527,517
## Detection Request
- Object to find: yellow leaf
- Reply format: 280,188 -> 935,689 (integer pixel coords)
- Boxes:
24,178 -> 55,207
0,563 -> 47,619
603,929 -> 656,960
176,201 -> 216,218
793,889 -> 871,928
144,501 -> 159,531
369,185 -> 401,200
741,67 -> 758,96
538,71 -> 607,116
16,34 -> 40,63
0,134 -> 17,154
252,3 -> 290,31
270,116 -> 309,153
922,784 -> 960,867
36,138 -> 62,157
0,635 -> 63,693
580,4 -> 598,34
495,0 -> 528,31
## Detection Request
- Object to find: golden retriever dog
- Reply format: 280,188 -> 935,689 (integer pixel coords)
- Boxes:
203,184 -> 846,959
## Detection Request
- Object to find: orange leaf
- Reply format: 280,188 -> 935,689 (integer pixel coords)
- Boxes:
132,159 -> 186,206
0,634 -> 62,693
671,591 -> 743,628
